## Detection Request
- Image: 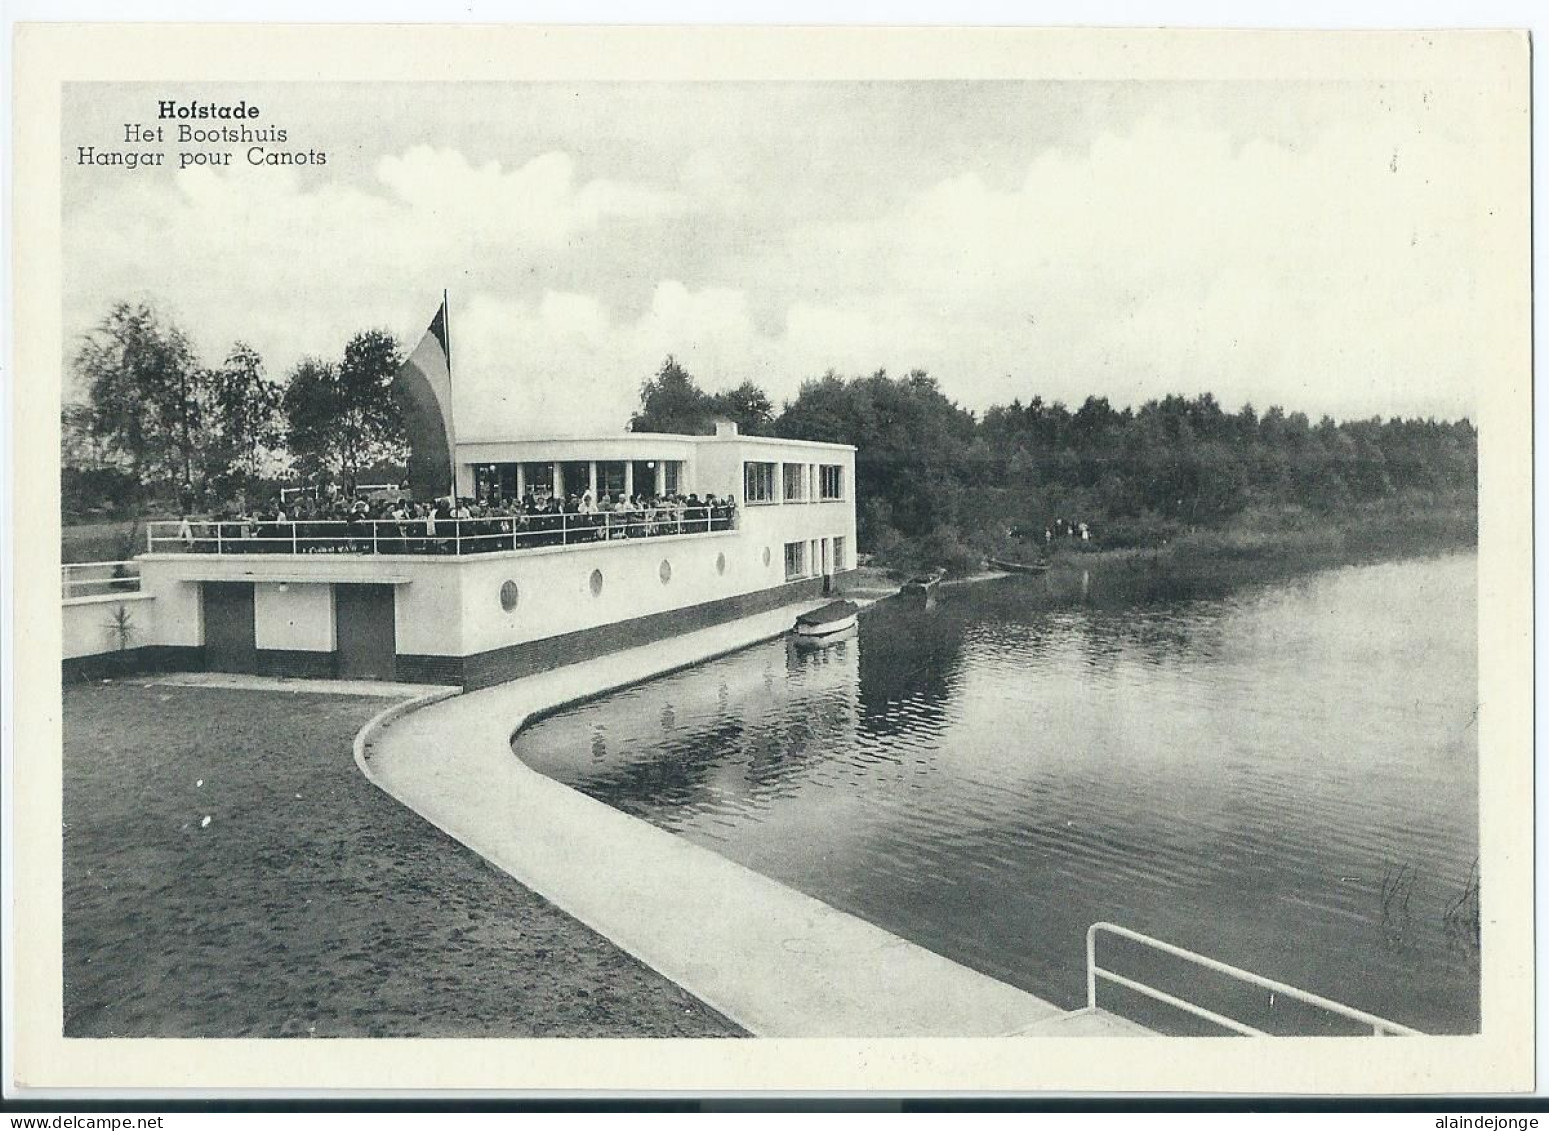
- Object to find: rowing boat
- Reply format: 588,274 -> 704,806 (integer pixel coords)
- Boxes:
794,599 -> 860,641
987,557 -> 1051,575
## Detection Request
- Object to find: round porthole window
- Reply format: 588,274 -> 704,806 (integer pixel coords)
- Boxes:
589,568 -> 604,597
499,579 -> 519,612
716,552 -> 727,575
659,559 -> 673,584
763,546 -> 772,568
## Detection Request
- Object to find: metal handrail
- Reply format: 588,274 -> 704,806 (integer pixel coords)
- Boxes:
1086,921 -> 1422,1037
142,507 -> 739,557
62,560 -> 142,599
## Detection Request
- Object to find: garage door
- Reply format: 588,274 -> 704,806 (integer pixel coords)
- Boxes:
334,584 -> 397,681
202,582 -> 257,673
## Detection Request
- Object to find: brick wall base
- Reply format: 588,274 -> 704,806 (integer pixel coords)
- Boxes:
63,645 -> 204,684
396,653 -> 466,687
460,573 -> 842,691
253,649 -> 337,680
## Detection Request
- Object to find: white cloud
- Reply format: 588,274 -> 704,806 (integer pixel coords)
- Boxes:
64,86 -> 1496,434
376,147 -> 682,247
729,101 -> 1492,419
63,144 -> 691,399
455,282 -> 771,437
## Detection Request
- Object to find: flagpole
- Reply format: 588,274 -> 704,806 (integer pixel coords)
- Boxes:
443,288 -> 458,503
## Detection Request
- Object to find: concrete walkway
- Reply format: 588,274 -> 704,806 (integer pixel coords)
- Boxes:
359,603 -> 1141,1037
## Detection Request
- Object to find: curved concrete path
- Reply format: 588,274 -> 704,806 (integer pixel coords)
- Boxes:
357,604 -> 1145,1037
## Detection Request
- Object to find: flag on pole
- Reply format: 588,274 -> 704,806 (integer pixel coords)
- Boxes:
391,299 -> 457,501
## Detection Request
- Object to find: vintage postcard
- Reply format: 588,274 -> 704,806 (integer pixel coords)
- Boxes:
7,23 -> 1534,1095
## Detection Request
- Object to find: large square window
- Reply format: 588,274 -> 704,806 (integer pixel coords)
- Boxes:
783,540 -> 807,580
782,463 -> 809,502
819,465 -> 844,500
745,462 -> 777,504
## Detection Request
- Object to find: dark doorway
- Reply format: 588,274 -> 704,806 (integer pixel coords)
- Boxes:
559,461 -> 591,503
631,461 -> 659,498
334,584 -> 397,681
202,582 -> 257,673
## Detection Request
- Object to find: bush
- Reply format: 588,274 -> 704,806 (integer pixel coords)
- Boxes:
1095,512 -> 1184,550
62,466 -> 140,520
915,525 -> 982,576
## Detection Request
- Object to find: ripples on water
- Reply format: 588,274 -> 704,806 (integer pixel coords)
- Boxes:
516,553 -> 1479,1034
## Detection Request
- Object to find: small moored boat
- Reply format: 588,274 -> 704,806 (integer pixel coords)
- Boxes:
901,569 -> 945,598
987,557 -> 1050,575
794,599 -> 860,642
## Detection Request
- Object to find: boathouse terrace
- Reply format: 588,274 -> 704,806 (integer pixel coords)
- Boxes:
145,506 -> 738,557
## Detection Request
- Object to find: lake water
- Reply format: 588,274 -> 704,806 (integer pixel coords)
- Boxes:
515,552 -> 1479,1034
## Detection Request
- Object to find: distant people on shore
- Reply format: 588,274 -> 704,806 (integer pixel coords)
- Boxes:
1042,517 -> 1094,549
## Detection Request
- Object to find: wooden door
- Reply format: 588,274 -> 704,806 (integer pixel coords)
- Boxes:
202,582 -> 257,673
334,584 -> 397,681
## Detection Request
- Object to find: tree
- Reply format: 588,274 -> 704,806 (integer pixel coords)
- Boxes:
61,402 -> 109,469
282,330 -> 407,492
630,355 -> 716,434
777,366 -> 977,543
71,301 -> 204,494
203,342 -> 284,490
280,358 -> 339,484
708,380 -> 774,435
629,356 -> 777,436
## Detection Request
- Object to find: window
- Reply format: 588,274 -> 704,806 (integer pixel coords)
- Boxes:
663,461 -> 681,496
833,537 -> 846,572
559,461 -> 590,499
524,462 -> 554,501
745,462 -> 777,504
820,464 -> 844,500
783,541 -> 807,580
782,463 -> 809,502
598,461 -> 627,499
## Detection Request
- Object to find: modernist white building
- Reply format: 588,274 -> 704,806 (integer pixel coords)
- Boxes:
64,421 -> 858,689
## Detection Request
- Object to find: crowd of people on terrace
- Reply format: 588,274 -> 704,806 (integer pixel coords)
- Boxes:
168,488 -> 739,555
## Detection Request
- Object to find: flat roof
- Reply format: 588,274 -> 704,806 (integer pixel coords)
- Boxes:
455,432 -> 855,455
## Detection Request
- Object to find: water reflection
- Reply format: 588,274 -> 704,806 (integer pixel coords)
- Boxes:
516,552 -> 1479,1033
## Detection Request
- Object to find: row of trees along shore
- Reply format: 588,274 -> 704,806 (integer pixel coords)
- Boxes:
64,302 -> 410,518
64,302 -> 1477,572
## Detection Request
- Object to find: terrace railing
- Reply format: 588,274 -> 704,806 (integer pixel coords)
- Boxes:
144,506 -> 738,557
1086,922 -> 1421,1037
62,560 -> 142,600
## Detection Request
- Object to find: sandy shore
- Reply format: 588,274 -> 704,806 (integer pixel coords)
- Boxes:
62,680 -> 742,1038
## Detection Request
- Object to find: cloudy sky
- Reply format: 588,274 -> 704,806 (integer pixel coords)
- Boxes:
62,79 -> 1502,437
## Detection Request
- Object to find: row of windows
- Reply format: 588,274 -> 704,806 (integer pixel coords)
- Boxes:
745,461 -> 846,504
784,536 -> 848,580
474,460 -> 684,503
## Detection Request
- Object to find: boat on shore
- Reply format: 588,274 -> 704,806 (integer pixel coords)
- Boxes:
986,557 -> 1050,575
793,599 -> 860,646
901,569 -> 946,599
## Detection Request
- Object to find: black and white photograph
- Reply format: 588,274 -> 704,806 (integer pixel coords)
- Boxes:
7,21 -> 1534,1097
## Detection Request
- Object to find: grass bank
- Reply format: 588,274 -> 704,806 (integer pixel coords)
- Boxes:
874,494 -> 1477,585
62,517 -> 156,564
62,681 -> 742,1038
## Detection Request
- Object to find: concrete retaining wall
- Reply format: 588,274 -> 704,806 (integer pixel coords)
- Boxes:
63,592 -> 157,660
